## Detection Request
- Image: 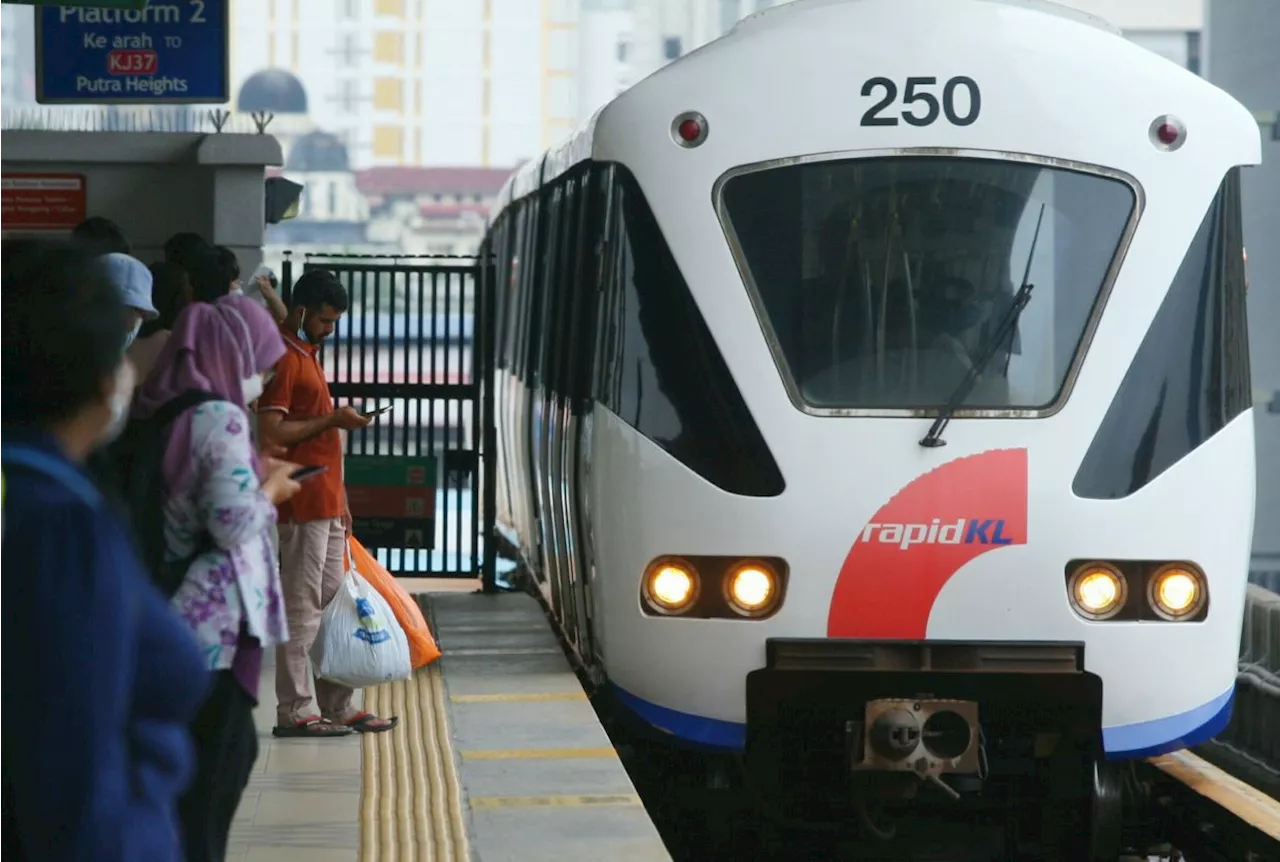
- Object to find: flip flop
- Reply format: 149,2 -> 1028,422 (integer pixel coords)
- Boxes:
272,716 -> 354,738
344,711 -> 399,734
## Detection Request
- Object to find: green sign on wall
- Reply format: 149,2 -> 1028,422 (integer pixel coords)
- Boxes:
345,456 -> 438,551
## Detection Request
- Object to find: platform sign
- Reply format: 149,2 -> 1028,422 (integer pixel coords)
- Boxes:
1,174 -> 87,230
35,0 -> 229,104
6,2 -> 149,9
346,456 -> 438,551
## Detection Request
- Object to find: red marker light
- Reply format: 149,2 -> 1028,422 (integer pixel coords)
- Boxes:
671,111 -> 708,148
1150,114 -> 1187,152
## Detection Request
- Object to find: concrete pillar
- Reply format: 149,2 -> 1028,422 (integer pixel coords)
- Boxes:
0,131 -> 284,277
1205,0 -> 1280,570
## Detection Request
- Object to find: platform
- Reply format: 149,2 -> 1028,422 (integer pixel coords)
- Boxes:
228,582 -> 670,862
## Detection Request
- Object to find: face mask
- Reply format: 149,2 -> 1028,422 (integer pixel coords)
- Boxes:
100,359 -> 137,446
296,309 -> 309,344
123,319 -> 142,350
241,373 -> 264,404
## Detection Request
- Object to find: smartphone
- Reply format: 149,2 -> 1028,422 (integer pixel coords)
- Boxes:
362,403 -> 394,418
289,465 -> 329,482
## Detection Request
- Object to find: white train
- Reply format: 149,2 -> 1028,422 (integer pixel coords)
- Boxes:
483,0 -> 1260,854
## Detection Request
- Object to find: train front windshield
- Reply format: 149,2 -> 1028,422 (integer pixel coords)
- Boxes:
718,156 -> 1137,411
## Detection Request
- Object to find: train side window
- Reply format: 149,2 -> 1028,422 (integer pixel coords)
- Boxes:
516,196 -> 542,383
1073,168 -> 1252,499
503,204 -> 527,370
548,173 -> 580,396
492,216 -> 511,370
535,184 -> 565,388
595,163 -> 785,497
563,167 -> 599,405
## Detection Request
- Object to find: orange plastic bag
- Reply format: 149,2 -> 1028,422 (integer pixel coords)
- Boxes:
347,537 -> 441,669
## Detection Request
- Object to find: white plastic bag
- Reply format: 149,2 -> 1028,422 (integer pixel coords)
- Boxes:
310,569 -> 412,689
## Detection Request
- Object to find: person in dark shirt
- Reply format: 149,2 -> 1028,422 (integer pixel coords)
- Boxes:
164,231 -> 210,274
71,215 -> 131,257
188,245 -> 241,304
1,240 -> 210,862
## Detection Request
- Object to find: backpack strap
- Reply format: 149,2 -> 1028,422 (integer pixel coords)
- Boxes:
1,445 -> 102,508
152,390 -> 224,430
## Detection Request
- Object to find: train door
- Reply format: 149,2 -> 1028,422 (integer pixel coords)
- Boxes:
513,200 -> 541,568
560,165 -> 608,663
532,184 -> 567,617
542,171 -> 587,646
490,221 -> 516,537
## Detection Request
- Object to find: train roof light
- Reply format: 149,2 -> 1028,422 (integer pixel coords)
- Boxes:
1150,114 -> 1187,152
672,111 -> 709,148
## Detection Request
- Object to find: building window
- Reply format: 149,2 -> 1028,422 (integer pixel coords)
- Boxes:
341,0 -> 358,19
333,32 -> 364,68
373,77 -> 403,111
374,31 -> 403,64
373,125 -> 404,159
331,78 -> 366,113
1186,30 -> 1202,76
375,0 -> 405,16
616,39 -> 629,62
662,36 -> 682,61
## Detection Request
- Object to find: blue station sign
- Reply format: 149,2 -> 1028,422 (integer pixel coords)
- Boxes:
36,0 -> 229,104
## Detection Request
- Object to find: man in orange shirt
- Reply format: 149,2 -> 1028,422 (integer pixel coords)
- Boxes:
257,270 -> 398,738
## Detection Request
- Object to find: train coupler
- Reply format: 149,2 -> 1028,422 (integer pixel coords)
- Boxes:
847,697 -> 982,800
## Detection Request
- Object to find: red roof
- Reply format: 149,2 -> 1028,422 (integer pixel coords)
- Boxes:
356,167 -> 515,197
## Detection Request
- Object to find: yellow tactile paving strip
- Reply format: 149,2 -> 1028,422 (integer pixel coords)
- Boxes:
358,663 -> 471,862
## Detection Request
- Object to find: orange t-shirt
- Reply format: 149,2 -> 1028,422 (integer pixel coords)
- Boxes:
258,328 -> 345,523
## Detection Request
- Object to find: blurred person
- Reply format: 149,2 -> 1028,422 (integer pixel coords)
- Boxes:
1,240 -> 207,862
130,261 -> 196,380
101,252 -> 160,353
136,260 -> 195,345
164,231 -> 209,274
241,263 -> 289,324
188,246 -> 241,304
134,295 -> 303,862
214,245 -> 243,293
71,215 -> 131,257
258,269 -> 398,738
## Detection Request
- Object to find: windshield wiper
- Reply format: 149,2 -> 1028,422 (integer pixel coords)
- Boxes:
919,203 -> 1046,448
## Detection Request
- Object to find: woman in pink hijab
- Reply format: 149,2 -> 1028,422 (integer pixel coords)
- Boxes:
134,294 -> 301,862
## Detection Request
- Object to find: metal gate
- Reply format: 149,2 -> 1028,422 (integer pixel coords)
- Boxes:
280,253 -> 497,589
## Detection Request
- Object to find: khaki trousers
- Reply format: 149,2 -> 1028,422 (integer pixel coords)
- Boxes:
275,518 -> 356,725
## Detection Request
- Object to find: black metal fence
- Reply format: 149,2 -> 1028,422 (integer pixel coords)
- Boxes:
280,253 -> 497,589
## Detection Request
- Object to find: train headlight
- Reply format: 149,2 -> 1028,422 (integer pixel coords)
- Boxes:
643,559 -> 699,614
726,563 -> 778,616
1068,562 -> 1127,620
1148,565 -> 1206,621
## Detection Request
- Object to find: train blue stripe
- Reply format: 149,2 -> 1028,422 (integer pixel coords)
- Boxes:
1101,686 -> 1234,759
614,684 -> 1236,759
611,685 -> 746,750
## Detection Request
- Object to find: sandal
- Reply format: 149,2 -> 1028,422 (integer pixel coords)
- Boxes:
272,715 -> 354,738
342,711 -> 399,734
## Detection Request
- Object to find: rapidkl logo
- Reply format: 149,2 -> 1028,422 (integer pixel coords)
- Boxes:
859,518 -> 1016,549
827,448 -> 1028,639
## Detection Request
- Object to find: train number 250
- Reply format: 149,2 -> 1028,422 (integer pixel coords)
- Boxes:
859,76 -> 981,128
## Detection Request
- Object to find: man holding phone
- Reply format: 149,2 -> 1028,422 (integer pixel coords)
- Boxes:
257,269 -> 398,738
